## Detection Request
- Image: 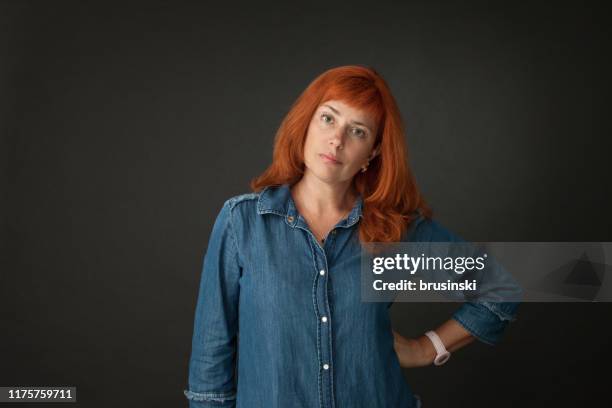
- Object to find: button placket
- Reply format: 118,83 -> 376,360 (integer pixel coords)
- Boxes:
295,217 -> 336,407
314,242 -> 335,408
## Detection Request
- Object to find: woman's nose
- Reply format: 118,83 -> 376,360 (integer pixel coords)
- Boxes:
329,127 -> 345,149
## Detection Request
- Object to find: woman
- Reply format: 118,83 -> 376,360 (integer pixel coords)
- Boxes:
184,65 -> 520,407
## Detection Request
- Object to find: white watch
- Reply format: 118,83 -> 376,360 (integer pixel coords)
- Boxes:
425,330 -> 451,366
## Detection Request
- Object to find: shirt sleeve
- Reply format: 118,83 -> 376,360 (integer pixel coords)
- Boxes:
184,200 -> 241,407
409,216 -> 522,346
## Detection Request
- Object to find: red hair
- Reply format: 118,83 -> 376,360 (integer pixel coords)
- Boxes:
250,65 -> 432,243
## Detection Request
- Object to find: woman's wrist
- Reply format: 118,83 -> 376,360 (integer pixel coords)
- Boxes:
393,331 -> 437,367
416,334 -> 437,366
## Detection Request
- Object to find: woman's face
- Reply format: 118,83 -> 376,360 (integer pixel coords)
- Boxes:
303,99 -> 379,185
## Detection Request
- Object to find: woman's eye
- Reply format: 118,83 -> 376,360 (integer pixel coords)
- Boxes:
321,114 -> 334,124
350,128 -> 365,138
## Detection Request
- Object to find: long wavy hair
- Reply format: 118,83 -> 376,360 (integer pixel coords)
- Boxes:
250,65 -> 432,243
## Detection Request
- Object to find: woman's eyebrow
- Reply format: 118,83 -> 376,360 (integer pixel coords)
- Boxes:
321,104 -> 372,130
322,104 -> 341,116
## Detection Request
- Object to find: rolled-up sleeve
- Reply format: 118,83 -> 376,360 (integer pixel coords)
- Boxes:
451,248 -> 522,345
451,300 -> 520,345
184,200 -> 241,407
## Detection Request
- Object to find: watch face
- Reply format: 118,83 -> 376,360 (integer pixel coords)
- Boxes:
434,352 -> 451,366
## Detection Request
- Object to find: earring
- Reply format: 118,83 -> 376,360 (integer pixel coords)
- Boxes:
361,162 -> 369,173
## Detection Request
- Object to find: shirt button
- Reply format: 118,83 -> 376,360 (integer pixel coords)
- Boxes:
319,270 -> 325,276
287,215 -> 294,223
321,316 -> 328,323
323,364 -> 329,370
331,230 -> 337,235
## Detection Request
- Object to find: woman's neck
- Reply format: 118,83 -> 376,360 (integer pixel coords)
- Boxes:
290,172 -> 357,217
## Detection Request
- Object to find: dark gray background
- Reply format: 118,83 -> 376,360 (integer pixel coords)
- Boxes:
2,1 -> 611,407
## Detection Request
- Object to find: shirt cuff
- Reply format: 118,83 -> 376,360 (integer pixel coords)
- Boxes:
451,301 -> 520,346
184,390 -> 236,408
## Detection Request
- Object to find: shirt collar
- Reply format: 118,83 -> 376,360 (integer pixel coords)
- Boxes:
257,183 -> 363,228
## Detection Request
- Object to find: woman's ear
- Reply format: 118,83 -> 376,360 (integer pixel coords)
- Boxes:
369,145 -> 381,161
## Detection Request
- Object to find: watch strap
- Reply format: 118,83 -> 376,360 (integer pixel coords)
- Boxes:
425,330 -> 451,366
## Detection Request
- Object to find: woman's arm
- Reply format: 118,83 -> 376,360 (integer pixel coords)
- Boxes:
393,319 -> 475,368
393,217 -> 522,368
185,200 -> 241,408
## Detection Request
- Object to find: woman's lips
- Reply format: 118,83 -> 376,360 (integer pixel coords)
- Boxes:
320,153 -> 342,165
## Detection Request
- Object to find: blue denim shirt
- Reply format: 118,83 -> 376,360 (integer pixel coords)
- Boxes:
185,184 -> 520,408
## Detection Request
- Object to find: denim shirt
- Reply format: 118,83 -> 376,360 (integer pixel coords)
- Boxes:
184,184 -> 520,408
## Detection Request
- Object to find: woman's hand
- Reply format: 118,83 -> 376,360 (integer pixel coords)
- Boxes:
392,330 -> 436,368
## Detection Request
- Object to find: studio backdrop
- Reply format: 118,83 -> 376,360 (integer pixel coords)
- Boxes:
2,1 -> 611,407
